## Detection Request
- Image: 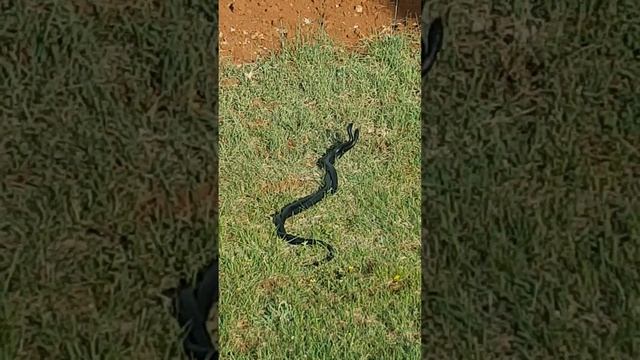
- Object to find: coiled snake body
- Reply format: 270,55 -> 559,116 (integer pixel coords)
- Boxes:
272,123 -> 360,266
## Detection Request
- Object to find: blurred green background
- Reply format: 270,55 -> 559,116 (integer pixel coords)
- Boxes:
422,1 -> 639,358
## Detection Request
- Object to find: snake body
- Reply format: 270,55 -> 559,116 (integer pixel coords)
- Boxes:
165,124 -> 358,359
272,123 -> 360,266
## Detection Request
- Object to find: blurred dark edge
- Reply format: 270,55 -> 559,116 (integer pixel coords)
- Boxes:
164,1 -> 220,359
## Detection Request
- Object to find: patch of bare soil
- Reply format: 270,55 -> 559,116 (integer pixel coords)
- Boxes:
220,0 -> 421,64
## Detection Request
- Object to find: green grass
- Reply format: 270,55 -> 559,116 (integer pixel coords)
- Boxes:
423,0 -> 640,358
218,32 -> 422,358
1,2 -> 217,359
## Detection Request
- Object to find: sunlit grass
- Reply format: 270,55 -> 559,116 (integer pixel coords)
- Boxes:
218,30 -> 422,359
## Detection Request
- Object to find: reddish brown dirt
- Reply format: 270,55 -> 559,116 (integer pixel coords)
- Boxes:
220,0 -> 421,64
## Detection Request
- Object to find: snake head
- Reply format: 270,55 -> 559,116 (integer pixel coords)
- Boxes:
336,123 -> 359,157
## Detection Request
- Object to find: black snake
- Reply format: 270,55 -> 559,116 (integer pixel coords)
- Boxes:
164,124 -> 358,360
272,123 -> 360,266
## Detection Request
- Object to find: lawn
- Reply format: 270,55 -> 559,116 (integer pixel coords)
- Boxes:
422,0 -> 639,358
218,32 -> 423,358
